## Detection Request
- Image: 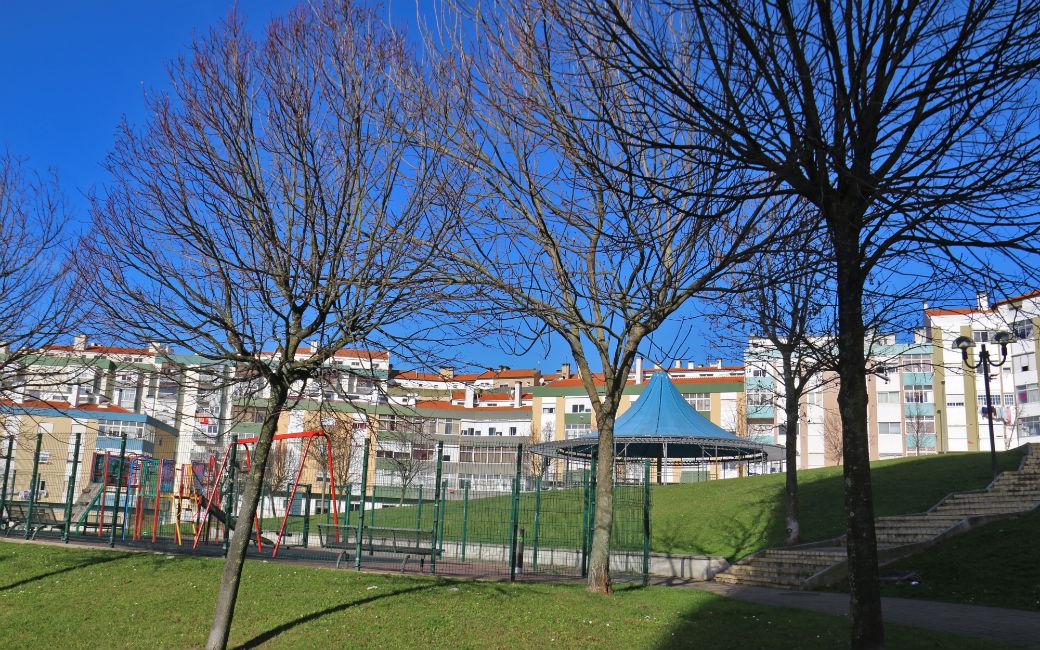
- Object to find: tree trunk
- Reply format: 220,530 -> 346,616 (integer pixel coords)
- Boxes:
833,233 -> 884,650
587,411 -> 615,594
782,359 -> 801,545
206,380 -> 288,650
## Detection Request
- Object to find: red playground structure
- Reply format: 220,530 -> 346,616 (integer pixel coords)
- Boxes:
192,429 -> 339,556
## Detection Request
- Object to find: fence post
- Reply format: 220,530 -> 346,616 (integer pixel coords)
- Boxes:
302,483 -> 312,548
25,432 -> 43,540
343,483 -> 352,528
430,441 -> 444,575
109,432 -> 128,548
63,430 -> 82,543
223,435 -> 237,554
0,435 -> 13,532
354,442 -> 370,571
460,480 -> 470,562
580,467 -> 589,577
415,484 -> 423,529
643,459 -> 651,586
509,443 -> 522,581
438,480 -> 447,552
532,474 -> 541,571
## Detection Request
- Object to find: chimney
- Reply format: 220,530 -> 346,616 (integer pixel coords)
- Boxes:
498,364 -> 510,372
73,334 -> 88,351
438,367 -> 455,380
560,363 -> 571,377
716,359 -> 723,369
674,359 -> 682,369
148,341 -> 165,357
976,290 -> 989,310
513,383 -> 522,408
464,385 -> 475,409
635,357 -> 644,384
687,361 -> 696,369
310,340 -> 319,352
71,384 -> 81,408
532,370 -> 542,386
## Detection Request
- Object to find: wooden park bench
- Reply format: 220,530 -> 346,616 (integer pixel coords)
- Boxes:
3,502 -> 68,539
317,523 -> 438,570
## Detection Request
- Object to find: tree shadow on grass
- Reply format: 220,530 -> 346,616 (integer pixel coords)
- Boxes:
231,583 -> 438,649
0,552 -> 133,592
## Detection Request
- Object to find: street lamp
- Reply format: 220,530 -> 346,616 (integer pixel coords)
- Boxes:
953,331 -> 1014,479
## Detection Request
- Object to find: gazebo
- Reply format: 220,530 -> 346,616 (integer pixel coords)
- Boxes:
530,371 -> 784,481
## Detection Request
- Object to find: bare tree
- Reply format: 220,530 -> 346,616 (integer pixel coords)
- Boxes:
432,1 -> 794,594
551,2 -> 1040,645
85,4 -> 457,648
0,151 -> 81,398
375,414 -> 435,504
738,245 -> 834,545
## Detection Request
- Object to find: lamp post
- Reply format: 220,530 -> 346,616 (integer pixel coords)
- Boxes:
953,331 -> 1013,479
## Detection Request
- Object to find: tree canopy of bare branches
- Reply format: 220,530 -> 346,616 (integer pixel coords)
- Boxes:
550,1 -> 1040,646
0,151 -> 80,398
86,4 -> 457,648
432,0 -> 798,594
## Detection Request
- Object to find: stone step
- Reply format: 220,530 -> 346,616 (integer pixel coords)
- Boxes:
714,572 -> 808,588
725,563 -> 822,580
736,556 -> 836,571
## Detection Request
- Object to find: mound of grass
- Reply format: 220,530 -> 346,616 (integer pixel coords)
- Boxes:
873,506 -> 1040,611
650,449 -> 1025,560
0,541 -> 1021,649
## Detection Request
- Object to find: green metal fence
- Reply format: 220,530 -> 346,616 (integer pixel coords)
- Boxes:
1,437 -> 651,584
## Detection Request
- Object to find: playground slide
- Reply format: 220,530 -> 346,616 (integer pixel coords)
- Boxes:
70,482 -> 105,523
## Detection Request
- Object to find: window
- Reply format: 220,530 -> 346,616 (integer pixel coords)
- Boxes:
878,422 -> 901,436
1004,394 -> 1016,406
977,394 -> 999,407
564,423 -> 592,439
683,393 -> 711,411
488,427 -> 498,436
1013,353 -> 1032,373
542,407 -> 555,414
902,354 -> 932,373
98,419 -> 149,440
749,367 -> 767,378
571,404 -> 589,413
458,445 -> 517,464
806,392 -> 823,406
876,391 -> 900,404
746,391 -> 771,407
973,330 -> 992,343
905,416 -> 936,451
946,399 -> 965,407
509,426 -> 517,435
904,386 -> 932,403
1017,383 -> 1039,404
746,424 -> 773,443
1020,415 -> 1040,438
38,450 -> 51,463
1012,319 -> 1034,340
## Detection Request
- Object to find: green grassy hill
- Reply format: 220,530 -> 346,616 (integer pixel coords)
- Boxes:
650,449 -> 1026,560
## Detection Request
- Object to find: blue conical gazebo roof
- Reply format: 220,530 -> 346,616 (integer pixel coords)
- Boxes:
613,371 -> 746,440
529,371 -> 780,462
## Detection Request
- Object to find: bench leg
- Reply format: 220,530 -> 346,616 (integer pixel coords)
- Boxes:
401,554 -> 410,572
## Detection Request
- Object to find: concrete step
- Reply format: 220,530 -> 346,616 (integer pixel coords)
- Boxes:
725,563 -> 823,580
714,572 -> 808,588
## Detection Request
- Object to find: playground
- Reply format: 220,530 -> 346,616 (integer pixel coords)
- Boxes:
0,429 -> 652,582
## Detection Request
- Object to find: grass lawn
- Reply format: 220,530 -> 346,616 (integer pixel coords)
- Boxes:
0,540 -> 1023,650
868,505 -> 1040,611
649,449 -> 1026,560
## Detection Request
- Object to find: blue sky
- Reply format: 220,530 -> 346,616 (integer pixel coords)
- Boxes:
0,1 -> 616,373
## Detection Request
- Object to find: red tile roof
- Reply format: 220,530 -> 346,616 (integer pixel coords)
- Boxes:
416,400 -> 530,413
294,347 -> 390,360
43,345 -> 152,355
0,399 -> 134,414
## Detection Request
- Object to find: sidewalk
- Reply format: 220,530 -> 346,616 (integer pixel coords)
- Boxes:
675,580 -> 1040,648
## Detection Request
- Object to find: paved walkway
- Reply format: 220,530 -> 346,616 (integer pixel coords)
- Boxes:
671,580 -> 1040,648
